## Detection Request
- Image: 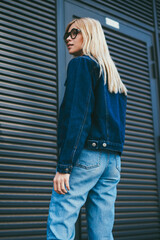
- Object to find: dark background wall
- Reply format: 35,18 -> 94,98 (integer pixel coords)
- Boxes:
0,0 -> 57,239
0,0 -> 160,240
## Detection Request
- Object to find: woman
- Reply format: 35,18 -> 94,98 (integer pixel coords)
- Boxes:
47,17 -> 127,240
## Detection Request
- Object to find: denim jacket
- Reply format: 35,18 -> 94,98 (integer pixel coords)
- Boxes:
57,55 -> 127,173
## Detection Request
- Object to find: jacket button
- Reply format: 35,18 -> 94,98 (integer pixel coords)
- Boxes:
92,142 -> 97,147
102,143 -> 107,147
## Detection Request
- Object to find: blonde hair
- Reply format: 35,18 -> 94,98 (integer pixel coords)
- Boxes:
65,17 -> 127,95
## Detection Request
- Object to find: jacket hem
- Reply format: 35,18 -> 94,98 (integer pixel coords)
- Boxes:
84,139 -> 123,153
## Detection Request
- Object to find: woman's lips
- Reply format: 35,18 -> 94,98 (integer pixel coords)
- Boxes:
67,44 -> 73,49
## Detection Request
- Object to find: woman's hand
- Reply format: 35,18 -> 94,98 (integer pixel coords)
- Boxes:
53,172 -> 70,195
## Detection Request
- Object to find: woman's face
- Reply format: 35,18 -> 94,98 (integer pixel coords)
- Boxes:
65,23 -> 83,56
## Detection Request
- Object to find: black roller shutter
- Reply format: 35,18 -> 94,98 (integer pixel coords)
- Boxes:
0,0 -> 57,239
79,0 -> 154,28
157,0 -> 160,31
106,27 -> 160,240
80,26 -> 160,240
157,0 -> 160,55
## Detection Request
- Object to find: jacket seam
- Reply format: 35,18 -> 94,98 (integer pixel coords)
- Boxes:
104,86 -> 109,139
71,85 -> 92,162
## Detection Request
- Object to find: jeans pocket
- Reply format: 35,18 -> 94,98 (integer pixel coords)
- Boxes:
116,154 -> 121,172
74,149 -> 100,169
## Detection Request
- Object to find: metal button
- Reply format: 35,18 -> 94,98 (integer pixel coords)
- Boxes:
102,143 -> 107,147
92,142 -> 97,147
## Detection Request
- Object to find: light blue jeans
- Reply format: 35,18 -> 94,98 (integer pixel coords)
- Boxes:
47,148 -> 121,240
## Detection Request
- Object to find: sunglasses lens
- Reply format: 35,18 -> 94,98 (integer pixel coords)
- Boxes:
70,29 -> 77,39
64,28 -> 80,41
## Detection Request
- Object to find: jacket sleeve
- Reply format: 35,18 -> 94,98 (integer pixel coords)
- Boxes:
56,57 -> 98,173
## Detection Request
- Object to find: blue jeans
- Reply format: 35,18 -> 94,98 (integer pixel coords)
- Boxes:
47,149 -> 121,240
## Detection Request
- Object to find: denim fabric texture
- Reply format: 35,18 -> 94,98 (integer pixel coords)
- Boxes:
47,149 -> 121,240
57,55 -> 127,173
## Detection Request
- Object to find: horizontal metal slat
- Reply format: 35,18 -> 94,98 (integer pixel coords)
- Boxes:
0,201 -> 49,207
1,6 -> 55,29
0,163 -> 56,174
106,29 -> 147,53
1,131 -> 57,144
126,110 -> 152,120
109,44 -> 148,64
1,0 -> 55,18
1,116 -> 57,129
123,147 -> 155,155
120,178 -> 157,185
1,42 -> 56,63
1,51 -> 56,70
1,62 -> 56,77
1,48 -> 56,66
0,215 -> 47,223
95,0 -> 153,26
0,157 -> 55,169
1,1 -> 55,22
1,123 -> 56,135
1,15 -> 55,36
125,136 -> 154,145
113,229 -> 160,240
125,125 -> 153,134
1,103 -> 56,118
0,236 -> 45,240
0,229 -> 46,238
0,89 -> 57,105
116,63 -> 149,79
127,104 -> 152,115
1,82 -> 56,99
122,163 -> 156,172
113,57 -> 149,77
1,21 -> 55,43
1,41 -> 56,59
0,222 -> 46,230
0,179 -> 53,187
0,194 -> 50,201
1,95 -> 56,111
0,149 -> 57,160
1,109 -> 57,122
126,113 -> 152,124
0,186 -> 52,194
106,31 -> 147,53
121,142 -> 154,151
127,99 -> 151,110
126,121 -> 153,131
122,75 -> 150,88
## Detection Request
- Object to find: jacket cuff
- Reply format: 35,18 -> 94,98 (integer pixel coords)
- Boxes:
56,163 -> 73,174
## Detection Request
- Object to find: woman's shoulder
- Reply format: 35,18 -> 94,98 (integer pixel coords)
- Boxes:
68,55 -> 99,68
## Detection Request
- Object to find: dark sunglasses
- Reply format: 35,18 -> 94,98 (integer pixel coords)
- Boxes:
63,28 -> 81,42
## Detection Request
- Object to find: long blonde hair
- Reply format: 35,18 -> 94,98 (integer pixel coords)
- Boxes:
65,17 -> 127,95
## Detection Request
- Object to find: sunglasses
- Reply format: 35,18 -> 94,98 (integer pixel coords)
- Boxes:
63,28 -> 81,42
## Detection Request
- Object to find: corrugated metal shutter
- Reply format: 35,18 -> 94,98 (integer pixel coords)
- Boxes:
0,0 -> 57,239
80,26 -> 160,240
157,0 -> 160,31
79,0 -> 154,27
106,28 -> 160,240
157,0 -> 160,55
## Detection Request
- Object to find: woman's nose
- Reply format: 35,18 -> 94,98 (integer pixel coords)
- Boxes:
66,35 -> 72,42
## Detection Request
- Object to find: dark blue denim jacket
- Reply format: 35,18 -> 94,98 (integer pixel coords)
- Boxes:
57,55 -> 127,173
